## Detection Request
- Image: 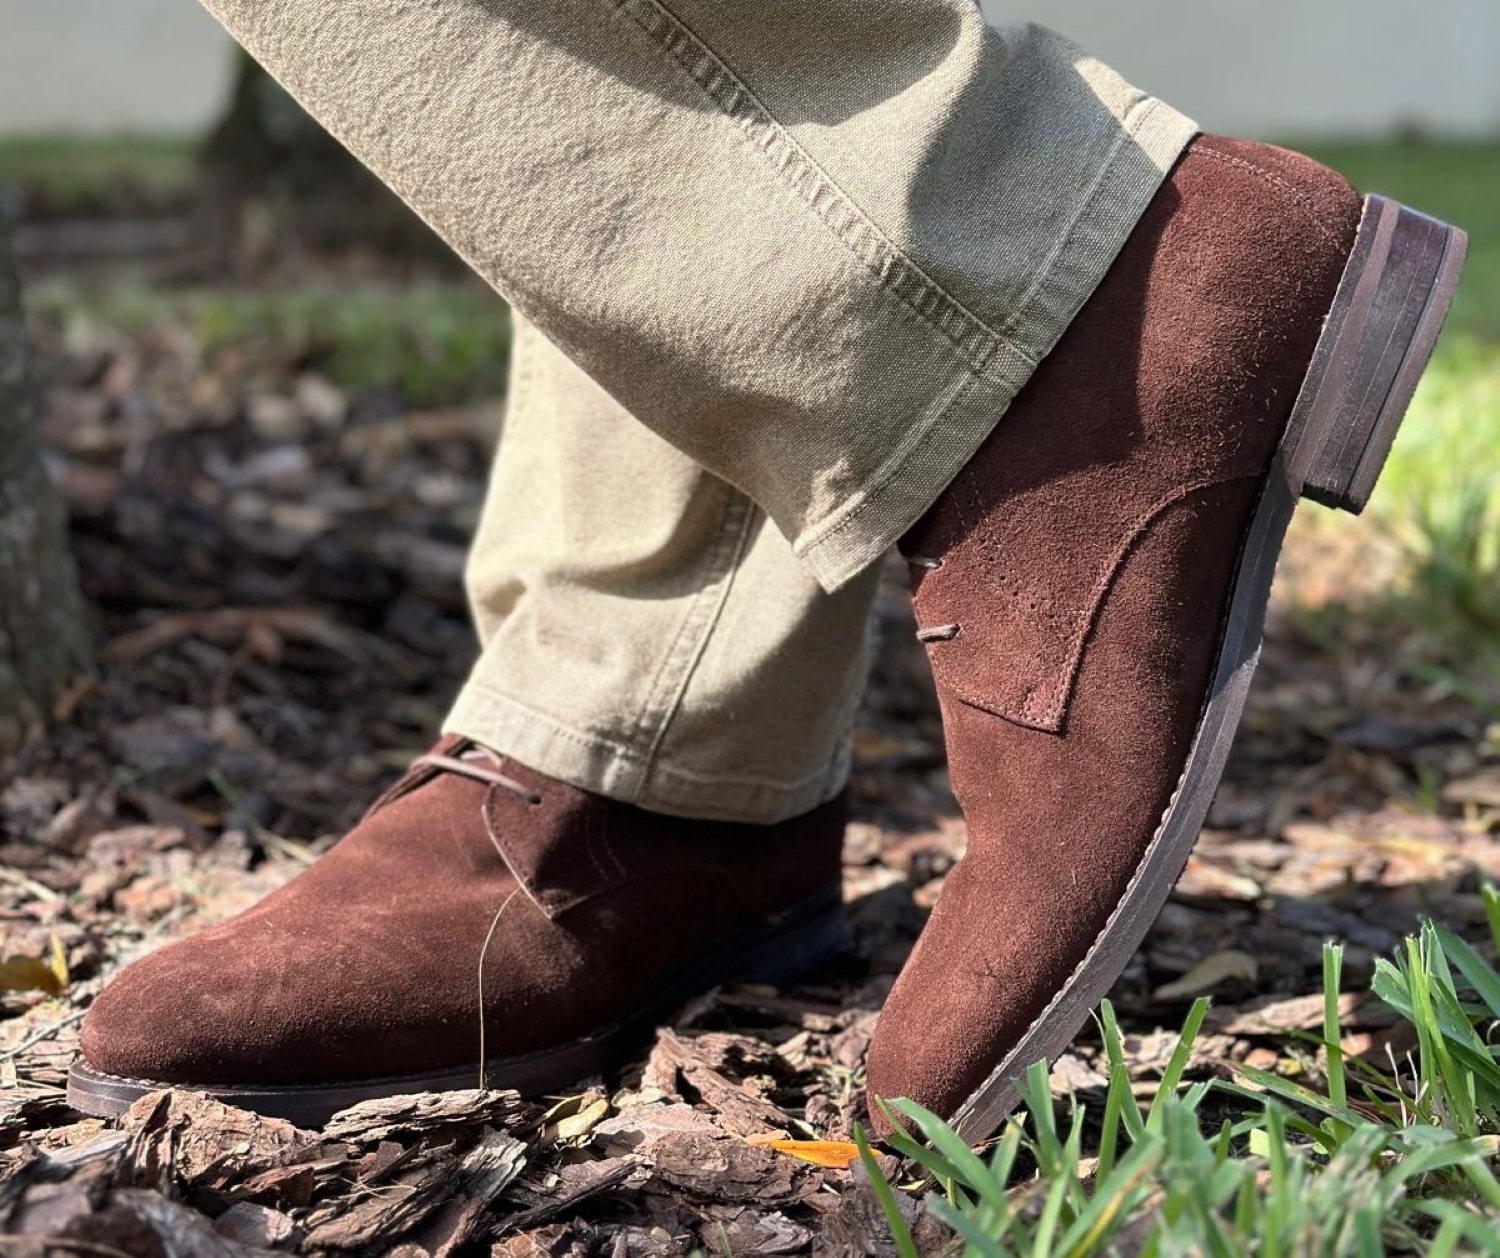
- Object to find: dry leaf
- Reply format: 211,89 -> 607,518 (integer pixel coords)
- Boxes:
552,1097 -> 610,1145
746,1135 -> 859,1169
0,952 -> 67,996
1153,949 -> 1258,1001
1442,768 -> 1500,808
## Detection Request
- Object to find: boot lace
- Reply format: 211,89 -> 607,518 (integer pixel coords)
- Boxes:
413,745 -> 542,806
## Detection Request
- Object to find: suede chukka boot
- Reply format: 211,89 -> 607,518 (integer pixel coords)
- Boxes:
867,136 -> 1467,1141
70,739 -> 846,1126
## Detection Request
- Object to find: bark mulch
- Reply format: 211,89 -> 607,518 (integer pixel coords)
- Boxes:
2,247 -> 1497,1255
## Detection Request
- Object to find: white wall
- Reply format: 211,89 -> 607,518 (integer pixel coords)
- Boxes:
0,0 -> 233,134
983,0 -> 1500,137
1,0 -> 1497,139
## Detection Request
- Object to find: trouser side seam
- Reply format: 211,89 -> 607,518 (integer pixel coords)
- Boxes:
635,494 -> 760,800
604,0 -> 1007,372
622,483 -> 756,782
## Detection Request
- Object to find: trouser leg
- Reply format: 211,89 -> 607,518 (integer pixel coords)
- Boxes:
446,315 -> 880,823
195,0 -> 1196,591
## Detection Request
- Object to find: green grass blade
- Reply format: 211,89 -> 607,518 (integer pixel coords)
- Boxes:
1029,1163 -> 1073,1258
886,1097 -> 1005,1201
1411,1201 -> 1500,1256
1095,1051 -> 1129,1185
1017,1060 -> 1067,1177
1404,932 -> 1479,1133
1100,1000 -> 1147,1141
1426,1214 -> 1466,1258
1371,956 -> 1416,1021
854,1123 -> 921,1258
923,1195 -> 1011,1258
1433,922 -> 1500,1020
1324,942 -> 1349,1113
987,1119 -> 1024,1189
1146,997 -> 1209,1134
1483,884 -> 1500,955
1352,1203 -> 1384,1258
1225,1068 -> 1369,1132
1212,1118 -> 1233,1163
873,1099 -> 980,1201
1391,1134 -> 1494,1184
1055,1138 -> 1164,1258
971,1122 -> 1025,1248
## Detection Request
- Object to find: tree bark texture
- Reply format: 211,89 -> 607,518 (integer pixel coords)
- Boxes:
0,213 -> 92,752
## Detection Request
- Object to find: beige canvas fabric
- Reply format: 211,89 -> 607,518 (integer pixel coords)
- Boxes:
447,313 -> 881,822
195,0 -> 1197,821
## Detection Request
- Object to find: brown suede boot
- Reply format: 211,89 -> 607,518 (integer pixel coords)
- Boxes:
69,739 -> 846,1126
866,136 -> 1466,1141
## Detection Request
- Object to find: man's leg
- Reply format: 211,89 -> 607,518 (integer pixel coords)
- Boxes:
172,0 -> 1199,592
70,308 -> 881,1125
448,313 -> 880,824
70,1 -> 1465,1136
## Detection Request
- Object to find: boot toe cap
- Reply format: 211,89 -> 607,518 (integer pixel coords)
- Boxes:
79,936 -> 253,1087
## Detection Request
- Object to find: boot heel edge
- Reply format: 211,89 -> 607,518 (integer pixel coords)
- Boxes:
1292,194 -> 1467,514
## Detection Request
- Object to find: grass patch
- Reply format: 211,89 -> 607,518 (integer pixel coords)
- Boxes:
0,134 -> 199,217
31,279 -> 512,410
864,895 -> 1500,1254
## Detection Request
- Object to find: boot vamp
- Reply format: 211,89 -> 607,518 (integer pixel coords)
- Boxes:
871,477 -> 1258,1117
80,767 -> 838,1088
871,139 -> 1364,1119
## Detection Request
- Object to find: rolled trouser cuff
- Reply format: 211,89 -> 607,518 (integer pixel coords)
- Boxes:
794,97 -> 1199,590
445,682 -> 853,824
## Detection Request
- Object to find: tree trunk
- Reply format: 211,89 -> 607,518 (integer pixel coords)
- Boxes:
196,49 -> 450,269
0,213 -> 92,752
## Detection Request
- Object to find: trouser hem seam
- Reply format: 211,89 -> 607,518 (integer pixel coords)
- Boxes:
445,682 -> 848,823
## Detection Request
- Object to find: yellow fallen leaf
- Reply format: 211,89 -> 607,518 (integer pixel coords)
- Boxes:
0,954 -> 67,996
746,1135 -> 860,1169
48,935 -> 69,991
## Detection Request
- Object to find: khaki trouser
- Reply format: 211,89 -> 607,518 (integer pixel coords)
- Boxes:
199,0 -> 1197,822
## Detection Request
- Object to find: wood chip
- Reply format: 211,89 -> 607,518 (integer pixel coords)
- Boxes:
323,1089 -> 529,1143
119,1091 -> 319,1194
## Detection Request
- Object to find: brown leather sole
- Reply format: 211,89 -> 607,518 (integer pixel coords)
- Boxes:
947,194 -> 1467,1143
67,888 -> 844,1128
